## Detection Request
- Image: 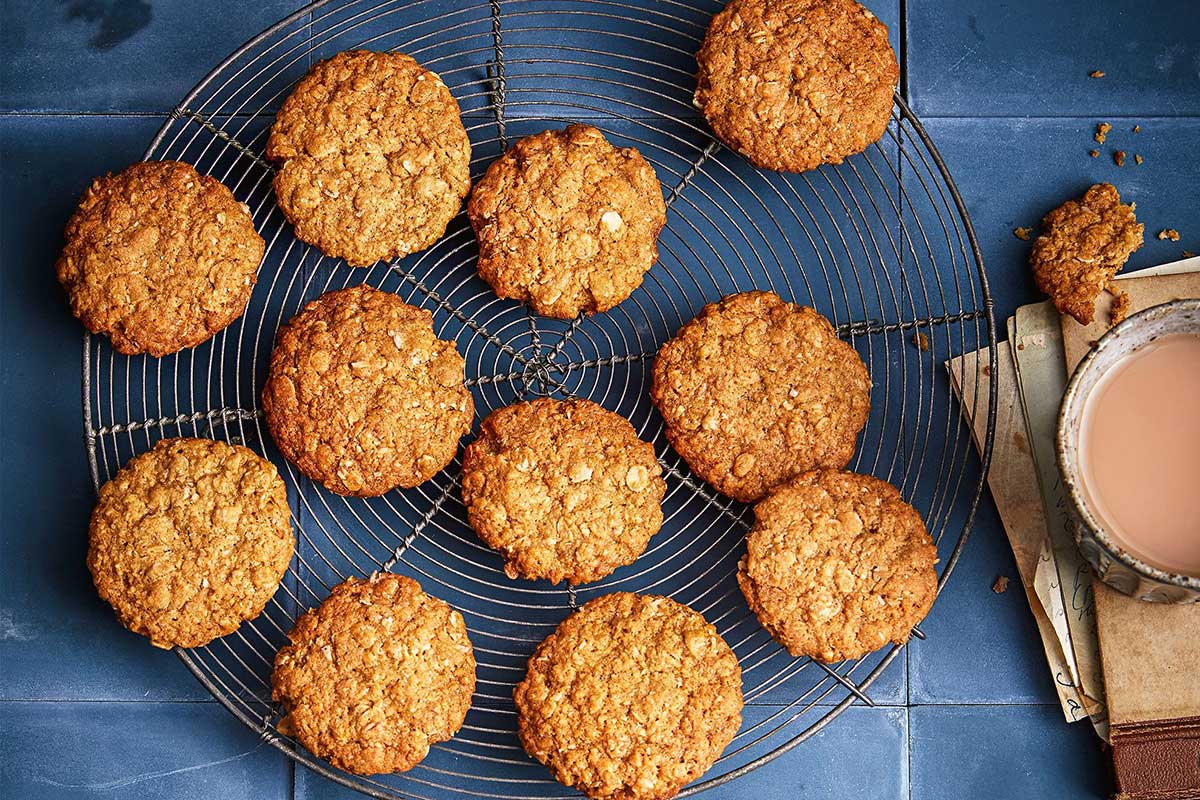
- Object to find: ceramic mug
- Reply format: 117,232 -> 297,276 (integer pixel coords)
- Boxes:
1056,297 -> 1200,604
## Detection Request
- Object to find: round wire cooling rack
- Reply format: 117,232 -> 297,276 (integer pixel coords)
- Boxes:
80,0 -> 998,797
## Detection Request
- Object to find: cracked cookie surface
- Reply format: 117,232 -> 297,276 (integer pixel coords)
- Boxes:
272,573 -> 476,775
461,399 -> 665,585
738,470 -> 937,662
88,437 -> 294,649
262,284 -> 473,497
268,50 -> 471,266
57,160 -> 264,356
695,0 -> 898,173
1030,183 -> 1144,325
515,592 -> 742,800
468,125 -> 666,318
652,291 -> 870,503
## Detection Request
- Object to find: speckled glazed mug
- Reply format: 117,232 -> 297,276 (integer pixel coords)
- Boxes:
1056,298 -> 1200,604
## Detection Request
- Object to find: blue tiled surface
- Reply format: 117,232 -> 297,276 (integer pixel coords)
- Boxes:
907,0 -> 1200,118
3,1 -> 1198,799
910,706 -> 1109,800
1,702 -> 291,799
1,0 -> 308,112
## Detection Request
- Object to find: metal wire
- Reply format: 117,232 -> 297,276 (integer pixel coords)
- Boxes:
79,0 -> 998,797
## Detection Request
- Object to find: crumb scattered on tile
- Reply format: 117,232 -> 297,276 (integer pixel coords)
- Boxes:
1094,122 -> 1111,144
1113,150 -> 1126,167
1089,70 -> 1105,78
1013,226 -> 1032,241
1158,229 -> 1181,241
1089,149 -> 1100,158
1133,125 -> 1141,134
1110,291 -> 1131,326
1134,154 -> 1143,165
911,332 -> 929,351
992,575 -> 1010,594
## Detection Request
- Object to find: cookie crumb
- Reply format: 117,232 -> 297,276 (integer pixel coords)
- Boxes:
911,332 -> 929,351
1089,70 -> 1105,79
1113,150 -> 1126,167
1132,125 -> 1141,134
1134,154 -> 1143,165
1110,290 -> 1131,325
1013,226 -> 1032,241
1184,251 -> 1196,259
1094,122 -> 1111,144
1158,229 -> 1181,241
992,575 -> 1010,594
1089,150 -> 1100,158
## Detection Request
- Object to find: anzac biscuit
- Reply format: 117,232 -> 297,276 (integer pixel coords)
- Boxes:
461,398 -> 665,585
56,160 -> 263,356
262,285 -> 473,496
738,470 -> 937,662
468,125 -> 666,318
268,50 -> 471,266
515,593 -> 742,800
651,291 -> 870,503
1030,183 -> 1144,325
272,573 -> 475,775
87,437 -> 294,649
695,0 -> 899,173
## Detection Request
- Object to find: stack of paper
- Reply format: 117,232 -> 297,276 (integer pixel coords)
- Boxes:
946,256 -> 1200,744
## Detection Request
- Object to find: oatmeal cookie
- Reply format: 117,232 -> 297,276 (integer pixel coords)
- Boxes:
738,470 -> 937,662
695,0 -> 899,173
461,399 -> 665,585
1030,183 -> 1144,325
87,437 -> 294,649
468,125 -> 666,318
56,160 -> 264,356
262,284 -> 473,496
268,50 -> 471,266
272,573 -> 475,775
651,291 -> 870,503
515,593 -> 742,800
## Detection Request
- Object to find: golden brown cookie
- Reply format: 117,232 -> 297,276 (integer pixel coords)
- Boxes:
1030,183 -> 1144,325
461,399 -> 665,585
272,573 -> 475,775
87,437 -> 294,649
468,125 -> 666,318
267,50 -> 471,267
695,0 -> 899,173
262,284 -> 473,497
515,593 -> 742,800
56,160 -> 264,356
738,470 -> 937,662
652,291 -> 870,503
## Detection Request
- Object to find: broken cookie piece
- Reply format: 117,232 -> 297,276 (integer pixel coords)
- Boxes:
1029,183 -> 1144,325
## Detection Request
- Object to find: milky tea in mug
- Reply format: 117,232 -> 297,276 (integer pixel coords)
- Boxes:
1077,332 -> 1200,577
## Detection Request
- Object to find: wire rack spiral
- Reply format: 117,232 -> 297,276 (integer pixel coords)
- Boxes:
80,0 -> 997,797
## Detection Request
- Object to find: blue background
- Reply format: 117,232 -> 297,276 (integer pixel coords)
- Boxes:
2,1 -> 1198,798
